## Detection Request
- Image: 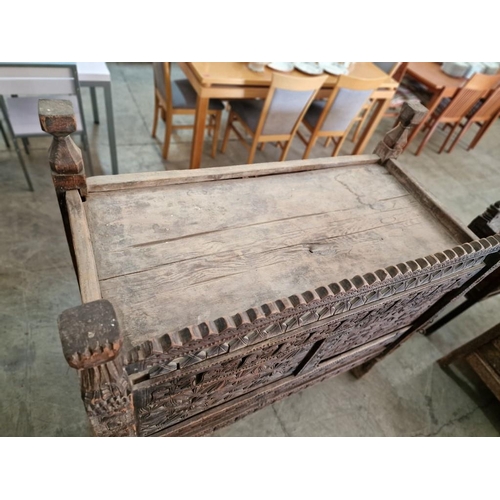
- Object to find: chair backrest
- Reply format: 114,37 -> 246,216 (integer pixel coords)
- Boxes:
0,63 -> 78,95
316,74 -> 388,133
469,75 -> 500,121
374,62 -> 408,83
439,72 -> 499,120
255,72 -> 328,138
374,62 -> 400,77
153,62 -> 172,108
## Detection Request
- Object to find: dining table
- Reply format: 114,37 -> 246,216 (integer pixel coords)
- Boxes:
178,62 -> 398,169
404,62 -> 466,150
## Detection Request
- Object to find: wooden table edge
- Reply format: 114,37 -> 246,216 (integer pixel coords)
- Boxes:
86,154 -> 382,192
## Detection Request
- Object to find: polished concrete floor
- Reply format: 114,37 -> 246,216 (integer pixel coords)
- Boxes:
1,63 -> 499,437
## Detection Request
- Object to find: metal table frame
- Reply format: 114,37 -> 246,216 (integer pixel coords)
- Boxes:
77,63 -> 118,175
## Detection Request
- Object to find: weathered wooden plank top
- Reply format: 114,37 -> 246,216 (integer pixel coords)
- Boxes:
83,161 -> 464,350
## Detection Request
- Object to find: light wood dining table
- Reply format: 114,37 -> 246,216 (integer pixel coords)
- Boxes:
404,62 -> 466,150
178,62 -> 398,169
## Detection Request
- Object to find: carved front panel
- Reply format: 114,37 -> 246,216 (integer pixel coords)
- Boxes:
126,236 -> 500,436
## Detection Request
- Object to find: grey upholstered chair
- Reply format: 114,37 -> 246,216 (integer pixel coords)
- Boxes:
151,62 -> 224,160
0,63 -> 92,191
373,62 -> 400,75
298,74 -> 388,158
221,72 -> 327,164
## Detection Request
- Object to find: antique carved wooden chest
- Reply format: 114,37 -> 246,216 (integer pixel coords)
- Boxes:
40,100 -> 500,437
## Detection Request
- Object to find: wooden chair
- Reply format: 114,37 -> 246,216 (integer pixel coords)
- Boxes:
0,63 -> 92,191
446,76 -> 500,152
425,201 -> 500,336
151,62 -> 224,160
298,74 -> 387,159
415,73 -> 499,156
220,73 -> 327,164
350,63 -> 410,143
438,322 -> 500,402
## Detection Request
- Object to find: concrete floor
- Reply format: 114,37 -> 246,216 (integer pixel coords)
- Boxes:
1,63 -> 499,437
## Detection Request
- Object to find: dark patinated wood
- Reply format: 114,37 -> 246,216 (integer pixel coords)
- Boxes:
42,99 -> 500,436
468,201 -> 500,237
438,322 -> 500,401
39,99 -> 87,276
58,300 -> 136,436
373,101 -> 428,163
424,201 -> 500,336
39,99 -> 87,197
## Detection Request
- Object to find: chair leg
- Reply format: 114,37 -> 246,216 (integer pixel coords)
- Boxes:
280,139 -> 294,161
447,121 -> 472,153
438,122 -> 460,154
211,111 -> 221,159
331,135 -> 347,156
259,143 -> 265,151
221,111 -> 234,153
162,113 -> 173,160
152,96 -> 159,138
415,119 -> 440,156
0,119 -> 10,149
468,116 -> 498,150
13,139 -> 34,191
351,120 -> 363,144
247,139 -> 259,164
324,137 -> 331,147
302,133 -> 318,160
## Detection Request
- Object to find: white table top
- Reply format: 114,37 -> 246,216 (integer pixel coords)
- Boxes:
76,62 -> 110,83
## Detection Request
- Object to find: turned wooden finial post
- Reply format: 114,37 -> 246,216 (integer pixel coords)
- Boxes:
39,99 -> 87,196
58,299 -> 137,436
39,99 -> 88,274
374,101 -> 428,163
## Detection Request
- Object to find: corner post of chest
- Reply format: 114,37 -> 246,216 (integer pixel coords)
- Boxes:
58,299 -> 138,437
373,101 -> 428,164
39,99 -> 87,274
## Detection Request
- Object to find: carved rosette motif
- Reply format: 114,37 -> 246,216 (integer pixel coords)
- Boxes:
124,236 -> 500,436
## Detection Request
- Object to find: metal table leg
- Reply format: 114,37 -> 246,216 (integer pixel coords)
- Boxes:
90,87 -> 100,124
103,82 -> 118,175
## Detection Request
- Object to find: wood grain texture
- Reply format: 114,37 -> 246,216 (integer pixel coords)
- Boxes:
84,163 -> 463,349
86,154 -> 380,192
385,159 -> 476,243
66,190 -> 101,303
125,234 -> 500,436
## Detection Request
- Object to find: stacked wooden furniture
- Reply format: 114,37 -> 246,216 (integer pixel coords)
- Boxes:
40,99 -> 500,437
438,322 -> 500,401
425,201 -> 500,335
